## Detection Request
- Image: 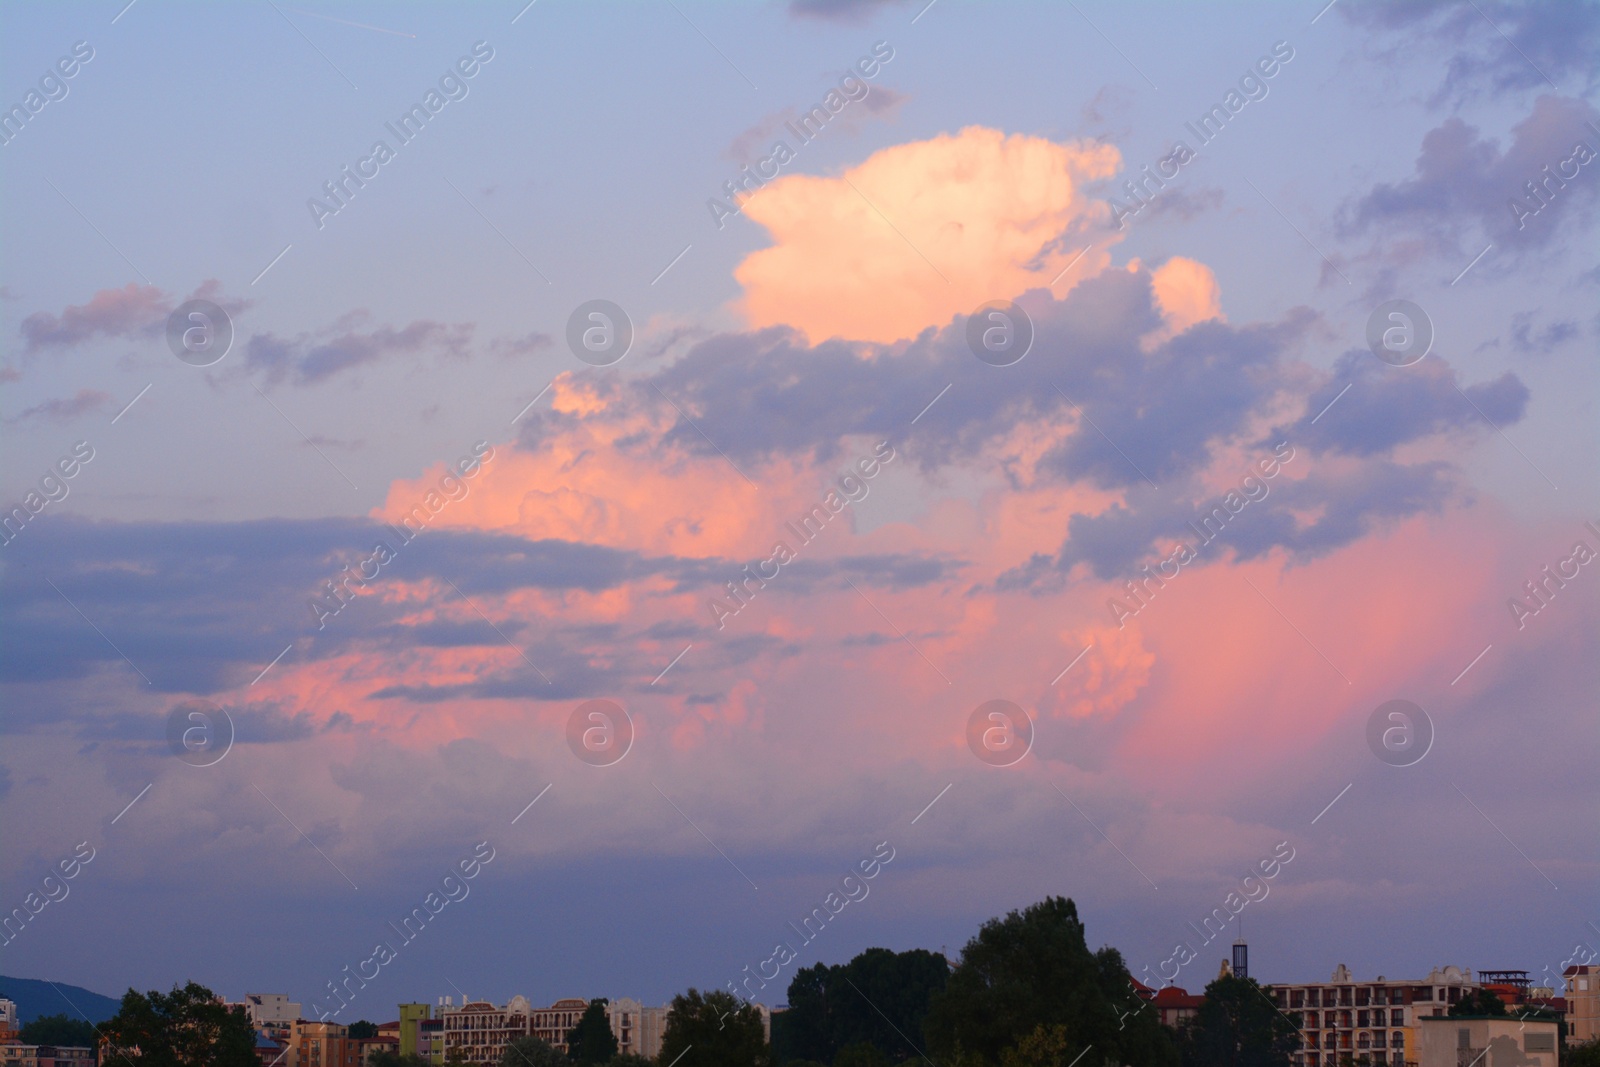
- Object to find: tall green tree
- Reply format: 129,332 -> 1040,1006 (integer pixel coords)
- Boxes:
924,896 -> 1178,1067
1176,974 -> 1299,1067
100,981 -> 258,1066
659,989 -> 768,1067
348,1019 -> 378,1039
1448,990 -> 1507,1017
19,1013 -> 98,1048
1566,1038 -> 1600,1067
566,999 -> 620,1064
785,947 -> 949,1064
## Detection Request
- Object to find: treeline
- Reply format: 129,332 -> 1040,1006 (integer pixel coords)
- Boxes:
95,896 -> 1304,1067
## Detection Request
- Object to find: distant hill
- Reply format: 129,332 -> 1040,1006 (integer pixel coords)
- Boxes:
0,976 -> 120,1025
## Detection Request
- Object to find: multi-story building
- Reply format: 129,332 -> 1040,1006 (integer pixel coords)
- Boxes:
2,1048 -> 94,1067
238,994 -> 303,1030
530,998 -> 589,1050
636,1004 -> 671,1060
0,1000 -> 17,1032
1270,964 -> 1478,1067
606,997 -> 642,1057
283,1020 -> 363,1067
1414,1015 -> 1558,1067
441,996 -> 536,1065
1568,964 -> 1600,1044
419,1017 -> 443,1063
398,1003 -> 431,1058
1149,986 -> 1204,1028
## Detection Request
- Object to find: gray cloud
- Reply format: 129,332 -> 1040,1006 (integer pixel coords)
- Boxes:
243,319 -> 476,386
1340,94 -> 1600,255
1342,0 -> 1600,99
19,283 -> 169,353
6,388 -> 113,424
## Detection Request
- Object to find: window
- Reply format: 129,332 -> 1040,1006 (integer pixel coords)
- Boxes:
1359,1011 -> 1369,1027
1392,1009 -> 1403,1025
1392,1033 -> 1403,1050
1525,1034 -> 1555,1053
1374,1009 -> 1386,1026
1458,1029 -> 1471,1049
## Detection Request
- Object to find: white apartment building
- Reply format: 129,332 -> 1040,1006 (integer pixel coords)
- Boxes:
236,993 -> 302,1029
1270,964 -> 1479,1067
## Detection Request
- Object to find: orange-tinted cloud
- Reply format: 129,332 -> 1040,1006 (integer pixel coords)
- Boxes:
735,126 -> 1121,344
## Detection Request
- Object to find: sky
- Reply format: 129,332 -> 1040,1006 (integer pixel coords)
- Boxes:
0,0 -> 1596,1023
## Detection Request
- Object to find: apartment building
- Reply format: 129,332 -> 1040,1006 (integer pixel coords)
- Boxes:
1270,964 -> 1478,1067
283,1020 -> 363,1067
441,996 -> 536,1065
1415,1016 -> 1559,1067
606,997 -> 643,1058
1568,965 -> 1600,1044
238,993 -> 302,1029
530,997 -> 589,1050
0,1047 -> 94,1067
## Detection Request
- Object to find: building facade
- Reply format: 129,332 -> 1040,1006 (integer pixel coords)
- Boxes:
282,1020 -> 364,1067
530,998 -> 588,1050
441,996 -> 535,1065
398,1003 -> 431,1058
1568,965 -> 1599,1045
239,993 -> 303,1029
1270,964 -> 1479,1067
1415,1016 -> 1559,1067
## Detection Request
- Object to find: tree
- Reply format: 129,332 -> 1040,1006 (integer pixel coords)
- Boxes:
659,989 -> 768,1067
1448,990 -> 1507,1017
1566,1038 -> 1600,1067
566,999 -> 619,1064
19,1013 -> 98,1048
924,896 -> 1178,1067
604,1056 -> 656,1067
784,948 -> 949,1064
501,1035 -> 568,1067
833,1043 -> 889,1067
100,981 -> 259,1066
349,1019 -> 378,1039
999,1024 -> 1085,1067
1176,975 -> 1298,1067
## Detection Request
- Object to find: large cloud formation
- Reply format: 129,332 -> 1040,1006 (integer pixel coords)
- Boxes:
735,126 -> 1121,343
